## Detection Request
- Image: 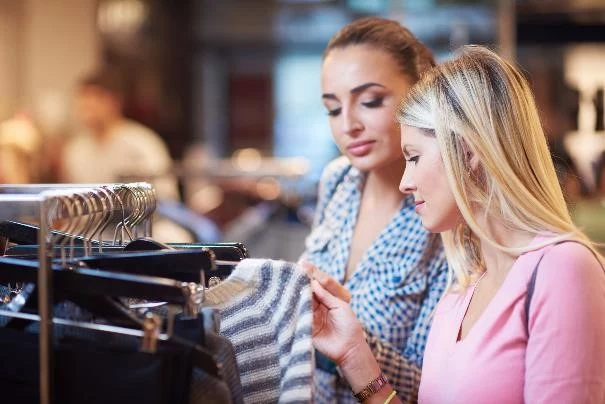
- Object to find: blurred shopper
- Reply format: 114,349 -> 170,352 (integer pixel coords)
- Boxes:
0,114 -> 42,183
61,68 -> 178,201
60,68 -> 195,242
298,17 -> 448,402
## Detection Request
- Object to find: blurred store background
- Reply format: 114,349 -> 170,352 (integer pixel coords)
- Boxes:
0,0 -> 603,258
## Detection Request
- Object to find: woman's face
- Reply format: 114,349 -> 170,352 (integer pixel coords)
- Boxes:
321,45 -> 411,173
399,125 -> 463,233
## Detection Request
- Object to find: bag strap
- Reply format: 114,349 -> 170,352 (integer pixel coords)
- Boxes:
525,240 -> 604,333
524,254 -> 544,330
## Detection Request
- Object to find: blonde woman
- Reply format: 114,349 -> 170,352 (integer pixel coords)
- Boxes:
309,45 -> 605,403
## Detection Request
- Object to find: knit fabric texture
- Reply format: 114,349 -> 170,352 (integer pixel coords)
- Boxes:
201,307 -> 244,404
204,259 -> 314,403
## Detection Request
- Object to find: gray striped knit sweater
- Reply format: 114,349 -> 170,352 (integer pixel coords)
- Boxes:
204,259 -> 314,403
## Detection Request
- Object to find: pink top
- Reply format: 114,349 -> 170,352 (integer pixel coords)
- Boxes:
418,238 -> 605,404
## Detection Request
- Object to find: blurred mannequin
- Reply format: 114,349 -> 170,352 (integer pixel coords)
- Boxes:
61,68 -> 179,201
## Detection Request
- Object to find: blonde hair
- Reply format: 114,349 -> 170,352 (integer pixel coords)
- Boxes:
398,45 -> 602,289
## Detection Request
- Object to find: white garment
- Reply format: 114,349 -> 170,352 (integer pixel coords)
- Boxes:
63,119 -> 178,200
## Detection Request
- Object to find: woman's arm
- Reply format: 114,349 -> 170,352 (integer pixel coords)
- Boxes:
363,259 -> 447,401
311,278 -> 402,403
525,243 -> 605,403
308,258 -> 447,402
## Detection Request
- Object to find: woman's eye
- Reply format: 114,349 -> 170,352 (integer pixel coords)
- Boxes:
406,156 -> 419,164
326,108 -> 341,117
362,97 -> 384,108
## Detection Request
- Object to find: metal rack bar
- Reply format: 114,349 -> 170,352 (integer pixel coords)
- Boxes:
0,194 -> 43,220
0,184 -> 126,194
38,184 -> 155,404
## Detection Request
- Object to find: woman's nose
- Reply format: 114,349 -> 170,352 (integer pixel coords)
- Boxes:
341,108 -> 363,135
399,170 -> 416,194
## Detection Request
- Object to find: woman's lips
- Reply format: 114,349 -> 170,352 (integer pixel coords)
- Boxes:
415,200 -> 425,213
347,140 -> 375,157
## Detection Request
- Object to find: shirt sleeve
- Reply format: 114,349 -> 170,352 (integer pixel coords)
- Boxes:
364,331 -> 421,403
525,242 -> 605,403
365,256 -> 449,403
126,129 -> 179,201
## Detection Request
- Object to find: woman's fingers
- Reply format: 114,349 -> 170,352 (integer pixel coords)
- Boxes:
311,279 -> 344,310
314,271 -> 351,303
299,260 -> 316,277
300,261 -> 351,303
311,279 -> 366,366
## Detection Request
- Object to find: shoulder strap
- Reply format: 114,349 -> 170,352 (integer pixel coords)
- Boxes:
525,240 -> 604,333
524,254 -> 545,330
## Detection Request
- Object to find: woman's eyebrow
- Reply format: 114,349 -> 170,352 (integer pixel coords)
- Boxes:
350,82 -> 385,94
322,82 -> 386,100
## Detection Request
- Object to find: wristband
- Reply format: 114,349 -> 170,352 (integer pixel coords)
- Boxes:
353,373 -> 388,402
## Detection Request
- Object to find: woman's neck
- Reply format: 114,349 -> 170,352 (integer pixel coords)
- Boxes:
476,216 -> 535,283
363,159 -> 405,206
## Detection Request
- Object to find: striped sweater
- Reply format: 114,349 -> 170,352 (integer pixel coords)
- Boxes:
204,259 -> 314,403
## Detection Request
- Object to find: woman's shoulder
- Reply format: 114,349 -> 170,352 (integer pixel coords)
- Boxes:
319,156 -> 352,185
316,156 -> 355,202
533,239 -> 604,290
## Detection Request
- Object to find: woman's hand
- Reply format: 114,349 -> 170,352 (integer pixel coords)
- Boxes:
299,261 -> 360,364
299,261 -> 351,303
311,278 -> 387,396
310,278 -> 365,365
301,261 -> 389,397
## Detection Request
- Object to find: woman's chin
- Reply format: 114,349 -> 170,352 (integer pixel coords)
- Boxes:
347,156 -> 374,172
347,155 -> 397,174
420,218 -> 448,234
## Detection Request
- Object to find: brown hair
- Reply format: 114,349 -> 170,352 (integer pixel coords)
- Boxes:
79,68 -> 127,99
324,17 -> 436,82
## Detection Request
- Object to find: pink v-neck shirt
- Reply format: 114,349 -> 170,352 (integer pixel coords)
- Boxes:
419,238 -> 605,403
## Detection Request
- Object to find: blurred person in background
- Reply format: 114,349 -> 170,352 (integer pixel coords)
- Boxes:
0,114 -> 42,184
60,68 -> 179,201
299,17 -> 448,402
60,68 -> 194,242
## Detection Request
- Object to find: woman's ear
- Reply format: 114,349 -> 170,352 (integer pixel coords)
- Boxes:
462,144 -> 480,173
468,152 -> 480,172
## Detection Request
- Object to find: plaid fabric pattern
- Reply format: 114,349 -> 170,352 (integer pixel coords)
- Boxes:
300,156 -> 449,403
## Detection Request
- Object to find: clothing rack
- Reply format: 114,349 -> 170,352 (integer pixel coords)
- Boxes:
0,183 -> 155,240
0,183 -> 156,404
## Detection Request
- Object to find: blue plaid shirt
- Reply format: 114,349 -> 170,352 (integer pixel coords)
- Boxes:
300,157 -> 448,403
